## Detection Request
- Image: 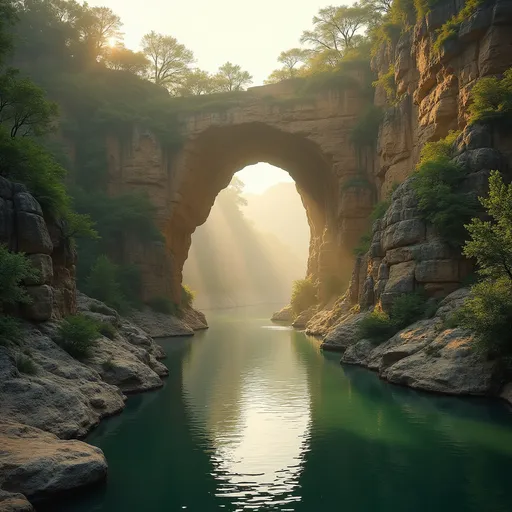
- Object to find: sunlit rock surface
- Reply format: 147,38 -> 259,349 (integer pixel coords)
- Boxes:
0,422 -> 107,503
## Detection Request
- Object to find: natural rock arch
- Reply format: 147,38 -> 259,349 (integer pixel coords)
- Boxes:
106,81 -> 375,304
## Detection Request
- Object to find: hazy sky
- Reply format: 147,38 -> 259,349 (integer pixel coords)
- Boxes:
88,0 -> 336,85
88,0 -> 336,193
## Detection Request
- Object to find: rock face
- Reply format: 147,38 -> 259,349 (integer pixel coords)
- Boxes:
271,305 -> 294,323
0,178 -> 76,322
321,289 -> 500,398
0,422 -> 107,502
129,306 -> 208,338
0,293 -> 168,440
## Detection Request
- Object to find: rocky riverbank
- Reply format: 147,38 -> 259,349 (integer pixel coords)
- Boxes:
274,288 -> 512,406
0,292 -> 207,511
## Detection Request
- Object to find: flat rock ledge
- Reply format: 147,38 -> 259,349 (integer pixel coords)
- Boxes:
319,289 -> 510,403
0,293 -> 173,508
129,306 -> 208,338
0,422 -> 106,504
271,305 -> 294,324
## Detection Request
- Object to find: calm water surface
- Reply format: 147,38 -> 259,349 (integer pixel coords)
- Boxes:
48,306 -> 512,512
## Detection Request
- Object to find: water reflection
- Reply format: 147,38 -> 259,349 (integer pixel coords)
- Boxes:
182,319 -> 311,510
42,305 -> 512,512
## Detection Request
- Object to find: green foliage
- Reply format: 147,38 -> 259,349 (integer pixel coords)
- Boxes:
98,322 -> 117,340
458,278 -> 512,358
433,0 -> 483,52
0,315 -> 22,347
359,309 -> 396,344
291,279 -> 317,315
57,315 -> 100,359
147,296 -> 177,315
0,127 -> 69,218
85,255 -> 128,314
181,285 -> 195,308
464,171 -> 512,280
468,69 -> 512,124
371,199 -> 391,221
0,246 -> 39,306
413,131 -> 479,246
14,352 -> 37,375
353,233 -> 372,257
350,105 -> 384,150
0,69 -> 58,138
373,65 -> 397,103
358,292 -> 428,344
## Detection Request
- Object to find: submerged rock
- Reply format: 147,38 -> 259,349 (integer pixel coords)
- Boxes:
0,422 -> 106,503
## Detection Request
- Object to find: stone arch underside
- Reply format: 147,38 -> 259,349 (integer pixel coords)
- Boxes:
164,122 -> 350,303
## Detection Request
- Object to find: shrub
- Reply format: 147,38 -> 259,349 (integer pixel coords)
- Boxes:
358,292 -> 428,344
98,322 -> 117,340
14,352 -> 37,375
147,296 -> 175,315
181,284 -> 195,307
433,0 -> 483,53
458,278 -> 512,358
0,315 -> 22,346
464,170 -> 512,280
0,245 -> 39,306
350,105 -> 383,151
0,127 -> 70,218
291,279 -> 317,315
389,291 -> 428,330
358,309 -> 396,344
353,233 -> 372,257
469,68 -> 512,124
57,315 -> 100,359
413,132 -> 479,246
373,66 -> 397,104
86,255 -> 128,314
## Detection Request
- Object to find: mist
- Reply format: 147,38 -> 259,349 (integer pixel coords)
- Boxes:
183,173 -> 310,310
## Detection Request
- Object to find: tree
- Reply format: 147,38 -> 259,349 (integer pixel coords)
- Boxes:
300,4 -> 372,64
103,44 -> 149,75
0,69 -> 58,138
464,170 -> 512,280
265,48 -> 310,83
178,68 -> 214,96
141,31 -> 194,92
0,0 -> 16,62
78,6 -> 123,60
213,62 -> 252,92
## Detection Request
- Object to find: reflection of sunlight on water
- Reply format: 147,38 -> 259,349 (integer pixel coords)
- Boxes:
212,370 -> 310,510
182,331 -> 311,510
261,325 -> 293,331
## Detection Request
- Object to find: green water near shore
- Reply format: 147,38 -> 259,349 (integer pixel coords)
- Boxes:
47,306 -> 512,512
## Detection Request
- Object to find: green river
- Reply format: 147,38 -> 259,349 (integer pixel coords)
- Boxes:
46,306 -> 512,512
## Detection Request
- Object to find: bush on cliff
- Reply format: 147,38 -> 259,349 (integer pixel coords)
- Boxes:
0,246 -> 39,306
57,315 -> 100,359
181,285 -> 195,308
291,279 -> 317,315
147,296 -> 179,316
358,292 -> 428,344
469,68 -> 512,124
460,171 -> 512,359
413,131 -> 479,246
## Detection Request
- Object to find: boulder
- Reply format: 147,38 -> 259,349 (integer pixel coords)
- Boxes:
382,219 -> 426,251
24,255 -> 53,286
13,194 -> 43,216
0,422 -> 107,502
415,259 -> 460,282
292,306 -> 317,329
380,261 -> 416,311
21,286 -> 53,322
129,309 -> 194,338
342,339 -> 374,366
16,213 -> 53,255
322,312 -> 366,352
271,305 -> 294,323
0,490 -> 33,512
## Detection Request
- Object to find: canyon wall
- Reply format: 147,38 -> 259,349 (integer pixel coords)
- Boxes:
0,177 -> 76,321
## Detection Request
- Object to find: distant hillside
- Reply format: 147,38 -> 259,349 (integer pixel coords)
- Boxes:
243,182 -> 310,257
